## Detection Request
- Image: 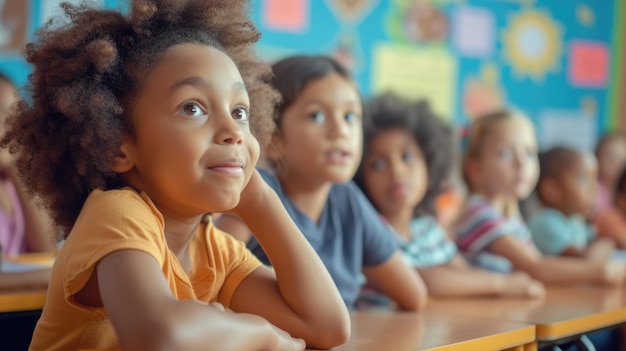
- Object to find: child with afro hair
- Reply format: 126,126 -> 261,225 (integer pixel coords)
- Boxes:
355,93 -> 544,298
1,1 -> 349,350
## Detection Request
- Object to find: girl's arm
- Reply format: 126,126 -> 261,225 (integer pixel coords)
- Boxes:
362,251 -> 428,310
417,256 -> 544,298
227,171 -> 350,349
96,250 -> 305,351
9,168 -> 56,253
489,236 -> 626,286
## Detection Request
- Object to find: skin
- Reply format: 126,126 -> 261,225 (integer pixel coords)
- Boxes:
466,117 -> 626,286
220,73 -> 427,311
362,128 -> 544,298
0,79 -> 55,292
539,152 -> 615,260
597,136 -> 626,192
73,44 -> 349,351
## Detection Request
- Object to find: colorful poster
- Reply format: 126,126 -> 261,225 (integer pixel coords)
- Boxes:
452,6 -> 495,57
263,0 -> 309,32
539,109 -> 596,151
371,43 -> 457,119
568,40 -> 609,88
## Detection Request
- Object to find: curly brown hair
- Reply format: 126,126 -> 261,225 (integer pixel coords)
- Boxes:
355,93 -> 454,218
0,0 -> 278,236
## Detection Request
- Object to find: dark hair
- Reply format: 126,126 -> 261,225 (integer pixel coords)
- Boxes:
270,55 -> 353,129
0,0 -> 278,236
536,146 -> 581,204
355,93 -> 453,217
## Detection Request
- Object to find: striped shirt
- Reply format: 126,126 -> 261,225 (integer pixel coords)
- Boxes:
455,194 -> 534,273
397,216 -> 457,268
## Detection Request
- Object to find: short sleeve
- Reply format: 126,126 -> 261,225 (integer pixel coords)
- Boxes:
528,210 -> 572,256
63,189 -> 167,300
402,217 -> 457,268
455,196 -> 518,255
350,183 -> 397,267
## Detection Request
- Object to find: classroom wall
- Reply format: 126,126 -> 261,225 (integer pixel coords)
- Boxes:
0,0 -> 622,151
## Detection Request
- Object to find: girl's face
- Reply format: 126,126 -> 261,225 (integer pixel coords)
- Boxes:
469,117 -> 539,200
362,128 -> 428,217
272,73 -> 362,184
556,153 -> 597,217
118,43 -> 259,218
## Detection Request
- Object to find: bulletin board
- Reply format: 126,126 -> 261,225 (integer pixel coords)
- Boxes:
0,0 -> 621,151
251,0 -> 622,151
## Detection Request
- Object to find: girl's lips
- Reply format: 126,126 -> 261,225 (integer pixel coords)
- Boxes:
325,150 -> 352,164
207,158 -> 244,176
389,183 -> 408,196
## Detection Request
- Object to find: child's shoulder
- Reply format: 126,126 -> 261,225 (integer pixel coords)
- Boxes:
78,187 -> 163,229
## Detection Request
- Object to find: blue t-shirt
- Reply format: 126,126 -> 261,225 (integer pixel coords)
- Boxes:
528,208 -> 596,256
247,169 -> 398,308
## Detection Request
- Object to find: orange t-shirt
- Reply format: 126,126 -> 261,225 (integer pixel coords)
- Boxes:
29,188 -> 261,351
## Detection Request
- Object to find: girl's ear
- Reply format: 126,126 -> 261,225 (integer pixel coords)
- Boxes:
108,137 -> 135,173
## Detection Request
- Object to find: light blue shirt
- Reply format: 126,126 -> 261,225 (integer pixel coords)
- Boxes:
528,208 -> 596,256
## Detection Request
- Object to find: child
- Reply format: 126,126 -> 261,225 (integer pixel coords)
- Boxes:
456,109 -> 625,286
0,72 -> 55,256
594,132 -> 626,212
355,93 -> 544,298
528,146 -> 615,259
594,166 -> 626,249
0,72 -> 55,292
217,56 -> 428,310
1,1 -> 350,350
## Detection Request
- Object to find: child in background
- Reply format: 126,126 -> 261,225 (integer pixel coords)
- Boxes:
594,133 -> 626,213
456,109 -> 625,286
0,72 -> 55,256
0,72 -> 54,292
594,166 -> 626,248
3,1 -> 350,350
217,56 -> 427,310
356,93 -> 544,298
528,146 -> 615,258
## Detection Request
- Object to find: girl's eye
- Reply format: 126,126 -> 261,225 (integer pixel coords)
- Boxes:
179,102 -> 206,118
309,112 -> 326,123
232,107 -> 249,121
498,149 -> 512,160
402,151 -> 414,163
345,112 -> 358,123
372,159 -> 387,171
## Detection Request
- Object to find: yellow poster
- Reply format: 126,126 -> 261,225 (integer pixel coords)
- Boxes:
371,43 -> 457,120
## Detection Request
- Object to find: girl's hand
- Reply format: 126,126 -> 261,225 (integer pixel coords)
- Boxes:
601,262 -> 626,287
227,169 -> 272,219
503,272 -> 545,298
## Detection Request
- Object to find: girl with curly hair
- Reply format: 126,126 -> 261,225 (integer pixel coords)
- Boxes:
2,1 -> 350,350
217,56 -> 427,311
355,93 -> 544,298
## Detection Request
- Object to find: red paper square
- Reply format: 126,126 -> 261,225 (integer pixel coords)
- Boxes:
263,0 -> 308,32
569,40 -> 609,87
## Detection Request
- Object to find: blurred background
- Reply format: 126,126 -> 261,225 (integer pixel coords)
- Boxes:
0,0 -> 623,151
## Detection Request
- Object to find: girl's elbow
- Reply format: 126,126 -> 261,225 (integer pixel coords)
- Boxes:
308,319 -> 351,349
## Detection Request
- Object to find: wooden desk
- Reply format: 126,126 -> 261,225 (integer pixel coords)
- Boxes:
0,290 -> 46,313
330,310 -> 536,351
428,286 -> 626,343
0,253 -> 53,313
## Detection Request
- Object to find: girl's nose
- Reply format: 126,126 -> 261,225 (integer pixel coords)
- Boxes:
214,111 -> 243,145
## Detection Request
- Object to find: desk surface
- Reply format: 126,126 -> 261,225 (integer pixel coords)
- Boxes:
331,310 -> 535,351
0,290 -> 47,313
428,286 -> 626,341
